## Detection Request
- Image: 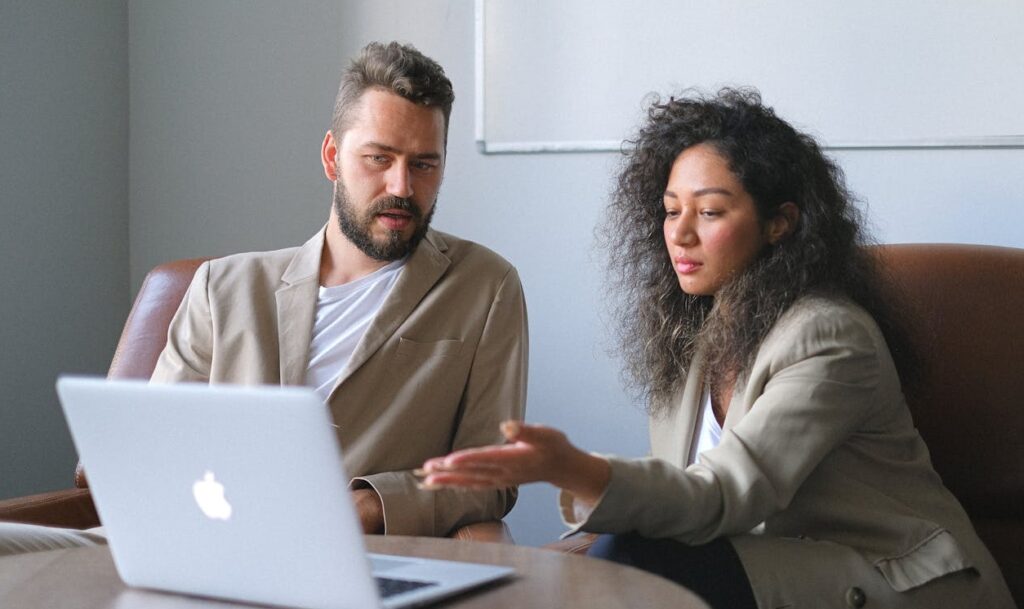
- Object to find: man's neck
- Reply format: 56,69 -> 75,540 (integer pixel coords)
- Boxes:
319,223 -> 391,287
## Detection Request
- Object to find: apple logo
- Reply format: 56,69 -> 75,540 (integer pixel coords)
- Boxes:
193,471 -> 233,520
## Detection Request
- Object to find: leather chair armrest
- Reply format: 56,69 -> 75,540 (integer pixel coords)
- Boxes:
0,488 -> 99,529
448,520 -> 515,544
543,532 -> 598,554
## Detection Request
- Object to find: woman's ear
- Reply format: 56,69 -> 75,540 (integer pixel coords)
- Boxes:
766,202 -> 800,245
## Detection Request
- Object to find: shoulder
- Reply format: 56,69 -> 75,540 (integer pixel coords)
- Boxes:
201,245 -> 302,288
428,229 -> 519,284
771,295 -> 883,345
758,295 -> 889,376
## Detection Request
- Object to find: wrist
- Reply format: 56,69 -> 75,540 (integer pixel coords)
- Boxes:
554,449 -> 610,506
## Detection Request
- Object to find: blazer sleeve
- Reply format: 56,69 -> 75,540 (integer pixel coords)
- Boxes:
570,303 -> 883,543
354,267 -> 529,536
150,261 -> 214,383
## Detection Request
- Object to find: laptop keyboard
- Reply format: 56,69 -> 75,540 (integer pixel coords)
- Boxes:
375,576 -> 438,598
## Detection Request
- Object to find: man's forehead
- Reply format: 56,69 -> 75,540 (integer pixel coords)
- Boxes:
342,90 -> 445,154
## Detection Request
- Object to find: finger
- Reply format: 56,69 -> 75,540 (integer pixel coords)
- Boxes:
500,419 -> 522,441
419,456 -> 453,474
504,422 -> 564,445
420,471 -> 510,489
443,445 -> 535,467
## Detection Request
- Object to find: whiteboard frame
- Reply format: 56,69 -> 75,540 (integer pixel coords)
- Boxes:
473,0 -> 1024,155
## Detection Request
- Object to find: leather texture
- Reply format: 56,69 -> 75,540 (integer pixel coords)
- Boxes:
1,255 -> 513,543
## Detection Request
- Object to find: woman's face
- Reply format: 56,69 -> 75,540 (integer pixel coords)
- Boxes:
662,144 -> 770,296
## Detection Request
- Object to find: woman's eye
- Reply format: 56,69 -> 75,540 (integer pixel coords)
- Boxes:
700,210 -> 721,217
664,210 -> 679,218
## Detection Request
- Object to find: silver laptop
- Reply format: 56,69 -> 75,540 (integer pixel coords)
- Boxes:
56,376 -> 513,609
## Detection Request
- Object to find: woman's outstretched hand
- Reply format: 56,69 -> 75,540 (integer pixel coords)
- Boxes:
418,421 -> 611,505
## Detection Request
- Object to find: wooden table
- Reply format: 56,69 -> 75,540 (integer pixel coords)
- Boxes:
0,535 -> 710,609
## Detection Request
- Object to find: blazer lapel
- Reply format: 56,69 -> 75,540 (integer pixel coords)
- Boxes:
327,229 -> 451,396
275,228 -> 323,386
650,350 -> 706,467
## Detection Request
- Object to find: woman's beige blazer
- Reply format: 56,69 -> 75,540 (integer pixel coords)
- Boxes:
565,296 -> 1013,608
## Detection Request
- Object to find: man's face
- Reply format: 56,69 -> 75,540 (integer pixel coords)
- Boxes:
329,89 -> 446,261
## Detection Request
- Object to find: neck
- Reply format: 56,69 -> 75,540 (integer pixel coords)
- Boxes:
319,214 -> 390,287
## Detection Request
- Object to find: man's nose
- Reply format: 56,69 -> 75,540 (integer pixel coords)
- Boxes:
385,162 -> 414,199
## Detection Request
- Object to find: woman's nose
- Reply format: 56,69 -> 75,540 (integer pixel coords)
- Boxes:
669,213 -> 697,246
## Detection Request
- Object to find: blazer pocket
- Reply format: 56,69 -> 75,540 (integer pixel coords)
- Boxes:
873,528 -> 975,592
395,337 -> 463,361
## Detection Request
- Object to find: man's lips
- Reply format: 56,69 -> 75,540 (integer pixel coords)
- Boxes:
674,257 -> 702,274
376,209 -> 414,231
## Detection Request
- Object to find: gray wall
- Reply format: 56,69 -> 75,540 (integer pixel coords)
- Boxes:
5,1 -> 1023,548
0,0 -> 129,498
127,0 -> 1024,547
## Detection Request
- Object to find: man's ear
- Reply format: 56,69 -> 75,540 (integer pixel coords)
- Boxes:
766,202 -> 800,245
321,130 -> 339,181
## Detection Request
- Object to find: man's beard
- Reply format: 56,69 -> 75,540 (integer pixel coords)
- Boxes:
333,181 -> 435,261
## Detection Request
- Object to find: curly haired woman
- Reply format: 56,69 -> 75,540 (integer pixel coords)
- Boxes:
422,89 -> 1014,609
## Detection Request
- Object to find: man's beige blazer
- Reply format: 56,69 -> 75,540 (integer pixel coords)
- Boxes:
564,296 -> 1013,608
152,227 -> 528,537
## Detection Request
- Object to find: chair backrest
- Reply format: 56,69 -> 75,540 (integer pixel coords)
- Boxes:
872,243 -> 1024,602
74,257 -> 211,488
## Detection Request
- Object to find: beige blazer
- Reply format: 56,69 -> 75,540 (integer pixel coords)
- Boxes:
152,227 -> 528,537
565,296 -> 1013,608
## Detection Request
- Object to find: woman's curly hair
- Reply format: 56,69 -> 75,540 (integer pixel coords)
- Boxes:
601,88 -> 908,413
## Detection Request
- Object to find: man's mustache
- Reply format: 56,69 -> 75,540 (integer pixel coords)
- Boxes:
369,196 -> 421,220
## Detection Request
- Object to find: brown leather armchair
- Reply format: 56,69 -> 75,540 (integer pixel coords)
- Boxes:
0,257 -> 513,543
545,243 -> 1024,606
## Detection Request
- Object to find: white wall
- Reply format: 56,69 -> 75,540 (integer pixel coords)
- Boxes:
127,1 -> 1024,546
0,0 -> 129,498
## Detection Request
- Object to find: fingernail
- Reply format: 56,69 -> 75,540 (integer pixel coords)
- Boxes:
412,468 -> 428,477
417,482 -> 441,491
500,420 -> 522,438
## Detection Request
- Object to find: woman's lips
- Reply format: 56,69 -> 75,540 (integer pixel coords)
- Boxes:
674,258 -> 702,274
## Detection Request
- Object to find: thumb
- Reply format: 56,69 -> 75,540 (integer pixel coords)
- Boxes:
500,420 -> 560,444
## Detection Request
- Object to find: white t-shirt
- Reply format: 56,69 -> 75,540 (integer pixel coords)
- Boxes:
688,385 -> 724,466
305,259 -> 405,401
568,386 -> 725,525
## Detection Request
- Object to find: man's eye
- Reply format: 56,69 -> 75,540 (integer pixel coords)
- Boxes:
366,155 -> 388,164
413,161 -> 438,171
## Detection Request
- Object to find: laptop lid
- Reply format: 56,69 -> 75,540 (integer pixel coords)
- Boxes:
56,376 -> 512,609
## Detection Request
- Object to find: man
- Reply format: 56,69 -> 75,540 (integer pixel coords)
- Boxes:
0,41 -> 527,553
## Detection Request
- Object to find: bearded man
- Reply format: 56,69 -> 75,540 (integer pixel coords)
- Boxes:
0,41 -> 527,553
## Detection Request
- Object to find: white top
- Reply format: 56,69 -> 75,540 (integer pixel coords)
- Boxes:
305,259 -> 405,401
569,385 -> 724,524
688,385 -> 724,466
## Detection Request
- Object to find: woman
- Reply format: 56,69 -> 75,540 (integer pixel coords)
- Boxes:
421,89 -> 1014,608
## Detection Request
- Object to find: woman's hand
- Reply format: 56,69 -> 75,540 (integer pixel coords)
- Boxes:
419,421 -> 611,505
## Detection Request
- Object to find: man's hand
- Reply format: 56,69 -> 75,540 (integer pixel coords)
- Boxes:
352,488 -> 385,534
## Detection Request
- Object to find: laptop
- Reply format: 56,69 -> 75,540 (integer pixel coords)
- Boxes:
56,376 -> 513,609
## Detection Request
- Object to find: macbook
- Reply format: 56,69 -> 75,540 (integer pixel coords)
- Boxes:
56,376 -> 513,609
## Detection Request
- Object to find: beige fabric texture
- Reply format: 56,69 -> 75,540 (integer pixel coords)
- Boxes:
562,296 -> 1013,608
151,227 -> 528,537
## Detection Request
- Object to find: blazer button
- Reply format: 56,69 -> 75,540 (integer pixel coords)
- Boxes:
845,586 -> 867,608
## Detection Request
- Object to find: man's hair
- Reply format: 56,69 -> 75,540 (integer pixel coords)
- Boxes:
331,41 -> 454,142
601,88 -> 911,413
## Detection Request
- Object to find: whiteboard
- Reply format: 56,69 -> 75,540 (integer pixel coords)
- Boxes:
475,0 -> 1024,152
